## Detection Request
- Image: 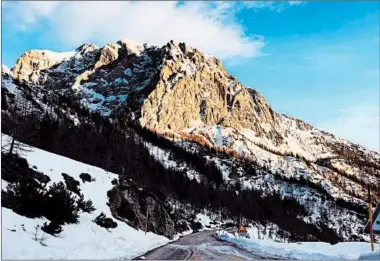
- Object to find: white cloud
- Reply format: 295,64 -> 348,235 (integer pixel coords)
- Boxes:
288,1 -> 304,6
240,1 -> 304,11
2,1 -> 302,59
319,104 -> 380,152
2,1 -> 263,59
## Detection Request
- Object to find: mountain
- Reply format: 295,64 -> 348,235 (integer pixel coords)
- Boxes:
2,39 -> 379,246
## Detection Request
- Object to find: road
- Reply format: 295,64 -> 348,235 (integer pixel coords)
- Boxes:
135,230 -> 286,260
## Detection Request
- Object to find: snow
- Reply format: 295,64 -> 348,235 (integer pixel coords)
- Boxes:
358,251 -> 380,260
2,180 -> 9,190
118,94 -> 128,102
1,134 -> 170,260
216,230 -> 380,260
144,140 -> 202,182
195,214 -> 212,228
2,64 -> 11,75
114,77 -> 127,85
2,77 -> 18,93
215,125 -> 223,147
124,68 -> 133,77
181,120 -> 203,133
41,50 -> 76,63
118,39 -> 145,55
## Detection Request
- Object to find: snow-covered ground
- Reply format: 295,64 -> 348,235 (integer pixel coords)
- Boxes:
1,134 -> 170,259
216,230 -> 380,260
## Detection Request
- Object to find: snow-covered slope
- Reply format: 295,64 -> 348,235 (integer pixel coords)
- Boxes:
1,134 -> 169,260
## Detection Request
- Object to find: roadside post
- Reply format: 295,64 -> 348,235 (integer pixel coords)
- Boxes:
364,186 -> 380,251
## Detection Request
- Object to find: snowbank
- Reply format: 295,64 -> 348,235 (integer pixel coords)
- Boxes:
358,251 -> 380,260
1,134 -> 169,259
216,230 -> 379,260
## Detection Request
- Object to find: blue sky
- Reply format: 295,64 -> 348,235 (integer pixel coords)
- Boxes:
2,1 -> 379,151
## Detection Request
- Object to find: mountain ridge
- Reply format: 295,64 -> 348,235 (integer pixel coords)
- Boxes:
2,38 -> 379,242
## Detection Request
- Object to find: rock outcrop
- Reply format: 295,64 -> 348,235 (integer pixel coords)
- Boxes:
139,41 -> 280,143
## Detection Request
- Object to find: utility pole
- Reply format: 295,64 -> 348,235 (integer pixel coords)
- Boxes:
145,200 -> 149,235
239,212 -> 242,227
368,185 -> 375,252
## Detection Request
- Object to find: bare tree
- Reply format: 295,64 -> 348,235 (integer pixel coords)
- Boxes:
2,92 -> 33,155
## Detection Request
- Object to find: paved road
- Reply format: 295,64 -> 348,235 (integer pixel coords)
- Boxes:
135,230 -> 285,260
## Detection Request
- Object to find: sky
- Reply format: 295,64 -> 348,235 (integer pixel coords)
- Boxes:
1,1 -> 379,152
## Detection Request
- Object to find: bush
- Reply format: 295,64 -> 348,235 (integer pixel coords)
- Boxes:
44,182 -> 80,224
93,212 -> 118,231
61,173 -> 81,195
191,221 -> 203,231
79,173 -> 92,183
33,171 -> 51,185
41,221 -> 63,236
77,194 -> 96,213
175,220 -> 190,234
7,180 -> 46,218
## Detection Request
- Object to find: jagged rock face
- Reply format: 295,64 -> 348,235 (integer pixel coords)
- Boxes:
10,40 -> 281,141
139,41 -> 280,142
4,39 -> 380,162
75,44 -> 98,56
12,50 -> 67,84
107,181 -> 181,239
7,40 -> 282,143
94,43 -> 120,70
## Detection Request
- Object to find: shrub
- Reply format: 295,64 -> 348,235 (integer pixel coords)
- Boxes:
44,182 -> 80,224
191,221 -> 202,231
61,173 -> 81,195
77,194 -> 96,213
111,178 -> 118,185
79,173 -> 92,183
4,179 -> 80,225
8,180 -> 45,218
93,212 -> 118,231
41,221 -> 63,236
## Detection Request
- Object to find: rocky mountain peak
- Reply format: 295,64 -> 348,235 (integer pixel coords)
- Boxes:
75,44 -> 98,55
11,49 -> 77,84
117,39 -> 145,56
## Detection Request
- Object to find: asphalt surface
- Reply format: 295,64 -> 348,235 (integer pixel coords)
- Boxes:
135,230 -> 286,260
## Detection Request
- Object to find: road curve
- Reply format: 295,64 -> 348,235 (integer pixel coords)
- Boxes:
135,230 -> 285,260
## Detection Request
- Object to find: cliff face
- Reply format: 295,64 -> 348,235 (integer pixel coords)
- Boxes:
5,38 -> 380,163
9,40 -> 279,135
5,39 -> 380,157
139,41 -> 280,142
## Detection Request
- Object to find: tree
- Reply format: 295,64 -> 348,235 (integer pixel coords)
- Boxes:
2,93 -> 34,155
44,182 -> 80,224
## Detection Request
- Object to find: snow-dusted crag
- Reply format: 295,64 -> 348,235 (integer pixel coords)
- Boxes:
2,39 -> 380,242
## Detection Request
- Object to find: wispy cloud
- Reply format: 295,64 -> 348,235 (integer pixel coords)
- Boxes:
2,1 -> 301,60
240,1 -> 304,12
